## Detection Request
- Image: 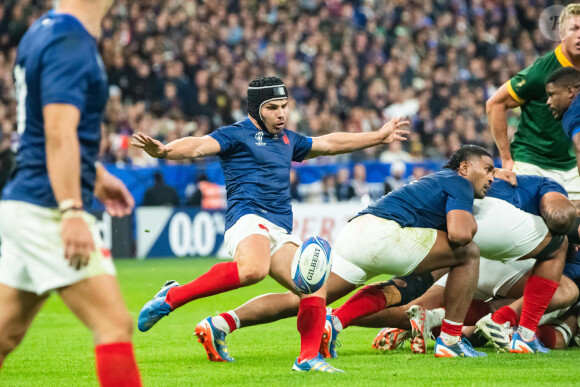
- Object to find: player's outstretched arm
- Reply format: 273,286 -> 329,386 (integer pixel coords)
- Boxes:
487,83 -> 522,170
306,117 -> 409,159
131,132 -> 221,160
44,103 -> 95,270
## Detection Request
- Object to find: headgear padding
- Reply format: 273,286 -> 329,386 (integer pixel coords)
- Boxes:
247,76 -> 288,131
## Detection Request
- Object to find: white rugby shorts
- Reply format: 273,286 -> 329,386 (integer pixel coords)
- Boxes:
513,161 -> 580,201
0,200 -> 116,295
435,258 -> 535,301
331,214 -> 437,285
224,214 -> 301,257
473,197 -> 549,263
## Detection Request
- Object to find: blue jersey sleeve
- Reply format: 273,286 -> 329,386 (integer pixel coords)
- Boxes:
537,176 -> 568,198
209,126 -> 239,156
289,131 -> 312,162
443,174 -> 474,214
562,94 -> 580,140
41,35 -> 93,110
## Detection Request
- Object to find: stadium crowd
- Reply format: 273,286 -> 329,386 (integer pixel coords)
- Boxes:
0,0 -> 562,174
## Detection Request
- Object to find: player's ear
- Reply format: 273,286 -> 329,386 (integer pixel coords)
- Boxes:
458,160 -> 469,176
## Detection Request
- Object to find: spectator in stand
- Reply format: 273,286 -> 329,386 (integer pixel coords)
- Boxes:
321,173 -> 338,203
384,160 -> 407,195
186,174 -> 225,209
142,172 -> 180,207
335,167 -> 355,202
0,0 -> 564,168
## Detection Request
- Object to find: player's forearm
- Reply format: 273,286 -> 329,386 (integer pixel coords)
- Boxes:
46,129 -> 82,206
487,102 -> 512,160
321,131 -> 383,155
44,104 -> 83,208
163,136 -> 209,160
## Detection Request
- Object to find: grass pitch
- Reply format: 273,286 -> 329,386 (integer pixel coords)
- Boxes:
3,258 -> 580,386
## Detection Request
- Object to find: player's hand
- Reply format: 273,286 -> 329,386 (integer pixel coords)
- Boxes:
94,169 -> 134,217
501,156 -> 514,171
493,168 -> 517,186
131,132 -> 174,158
61,216 -> 95,270
378,117 -> 410,144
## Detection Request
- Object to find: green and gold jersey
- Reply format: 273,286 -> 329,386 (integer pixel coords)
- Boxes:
507,44 -> 576,171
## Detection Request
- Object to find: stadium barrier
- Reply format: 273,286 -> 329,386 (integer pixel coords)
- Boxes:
135,202 -> 365,259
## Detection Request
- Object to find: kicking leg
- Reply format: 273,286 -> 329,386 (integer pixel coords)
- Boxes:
139,234 -> 269,333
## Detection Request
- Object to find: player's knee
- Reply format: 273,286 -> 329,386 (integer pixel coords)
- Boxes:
239,264 -> 270,285
371,272 -> 435,307
454,241 -> 480,265
0,329 -> 26,358
94,311 -> 134,344
556,276 -> 579,307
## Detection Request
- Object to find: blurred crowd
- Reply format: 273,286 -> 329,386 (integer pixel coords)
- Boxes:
0,0 -> 561,192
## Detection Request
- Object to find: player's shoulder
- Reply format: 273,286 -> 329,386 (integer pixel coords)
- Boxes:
564,93 -> 580,120
210,118 -> 249,139
28,11 -> 91,43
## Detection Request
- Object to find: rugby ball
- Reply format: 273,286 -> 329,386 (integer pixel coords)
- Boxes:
291,236 -> 332,294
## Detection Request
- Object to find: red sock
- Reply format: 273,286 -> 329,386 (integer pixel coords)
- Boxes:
220,312 -> 237,333
95,342 -> 142,387
519,275 -> 559,332
464,300 -> 491,326
441,319 -> 463,337
297,297 -> 326,362
166,261 -> 241,309
333,285 -> 386,330
492,305 -> 519,327
536,325 -> 558,349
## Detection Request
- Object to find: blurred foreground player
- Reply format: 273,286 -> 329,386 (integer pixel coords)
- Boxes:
0,1 -> 141,386
132,76 -> 408,372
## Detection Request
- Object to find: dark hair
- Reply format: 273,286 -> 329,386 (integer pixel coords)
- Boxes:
443,145 -> 493,171
545,67 -> 580,88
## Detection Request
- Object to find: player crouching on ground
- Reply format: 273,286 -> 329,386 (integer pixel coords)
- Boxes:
132,76 -> 409,372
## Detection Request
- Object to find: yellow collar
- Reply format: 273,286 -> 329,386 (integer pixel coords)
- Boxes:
556,44 -> 573,67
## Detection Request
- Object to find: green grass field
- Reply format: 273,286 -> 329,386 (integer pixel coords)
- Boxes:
3,258 -> 580,386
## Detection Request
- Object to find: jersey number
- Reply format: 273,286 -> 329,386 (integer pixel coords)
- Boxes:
14,65 -> 27,142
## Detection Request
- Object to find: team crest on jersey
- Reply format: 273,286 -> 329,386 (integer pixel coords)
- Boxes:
255,131 -> 266,146
283,134 -> 289,145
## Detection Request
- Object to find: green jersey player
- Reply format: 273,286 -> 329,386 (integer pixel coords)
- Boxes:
488,3 -> 580,204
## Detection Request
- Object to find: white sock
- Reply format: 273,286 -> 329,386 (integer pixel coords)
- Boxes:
518,326 -> 535,341
439,332 -> 460,345
331,315 -> 343,332
211,316 -> 230,334
211,311 -> 241,335
227,310 -> 241,329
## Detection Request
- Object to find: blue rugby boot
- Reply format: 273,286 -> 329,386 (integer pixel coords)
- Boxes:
195,317 -> 235,362
138,280 -> 179,332
292,354 -> 344,373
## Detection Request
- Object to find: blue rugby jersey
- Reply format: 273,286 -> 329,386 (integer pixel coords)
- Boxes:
359,169 -> 475,230
2,11 -> 108,208
484,175 -> 567,216
562,93 -> 580,141
209,118 -> 312,232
